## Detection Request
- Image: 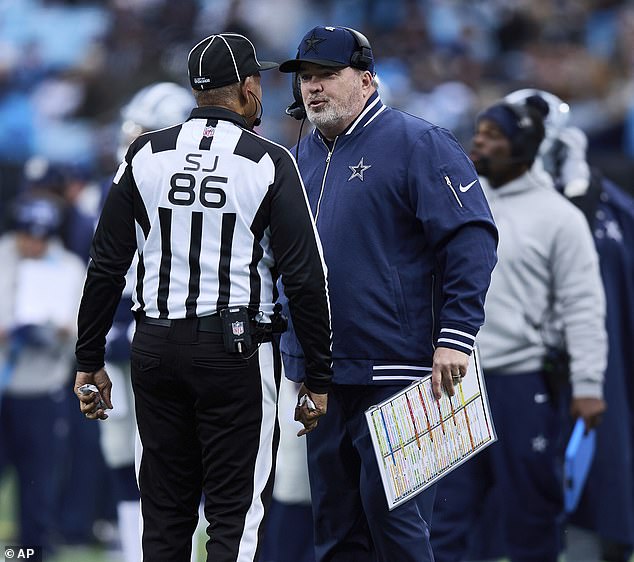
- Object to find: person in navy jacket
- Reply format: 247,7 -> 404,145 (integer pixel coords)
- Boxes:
278,25 -> 498,562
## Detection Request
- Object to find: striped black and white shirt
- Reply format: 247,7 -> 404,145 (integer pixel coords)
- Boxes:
76,106 -> 332,392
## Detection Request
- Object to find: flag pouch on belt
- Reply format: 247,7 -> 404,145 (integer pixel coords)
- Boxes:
220,307 -> 252,354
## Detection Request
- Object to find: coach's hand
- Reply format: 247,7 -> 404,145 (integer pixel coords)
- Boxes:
74,368 -> 113,420
294,383 -> 328,437
432,347 -> 469,400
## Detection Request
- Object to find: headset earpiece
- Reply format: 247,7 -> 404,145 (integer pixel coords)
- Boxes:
293,73 -> 302,105
286,71 -> 306,121
501,102 -> 545,164
343,27 -> 373,72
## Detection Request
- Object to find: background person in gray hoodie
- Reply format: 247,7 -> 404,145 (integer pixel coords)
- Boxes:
0,194 -> 86,556
430,101 -> 607,562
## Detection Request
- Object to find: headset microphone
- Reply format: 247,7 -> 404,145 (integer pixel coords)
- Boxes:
286,100 -> 306,120
286,72 -> 306,121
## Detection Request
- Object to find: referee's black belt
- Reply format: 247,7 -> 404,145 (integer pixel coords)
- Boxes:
137,313 -> 276,339
139,314 -> 225,333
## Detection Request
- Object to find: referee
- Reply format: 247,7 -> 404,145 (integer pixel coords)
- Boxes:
74,32 -> 333,562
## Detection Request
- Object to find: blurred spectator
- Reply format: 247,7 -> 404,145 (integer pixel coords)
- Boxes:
1,0 -> 634,170
0,194 -> 86,556
18,156 -> 106,550
463,86 -> 634,562
22,157 -> 96,261
431,100 -> 607,561
501,88 -> 634,562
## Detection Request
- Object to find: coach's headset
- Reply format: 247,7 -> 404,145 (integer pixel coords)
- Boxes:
286,27 -> 374,121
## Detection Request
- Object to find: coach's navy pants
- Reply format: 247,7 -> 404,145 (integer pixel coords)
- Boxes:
307,384 -> 436,562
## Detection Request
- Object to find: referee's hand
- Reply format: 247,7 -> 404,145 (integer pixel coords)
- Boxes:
294,383 -> 328,437
74,368 -> 113,420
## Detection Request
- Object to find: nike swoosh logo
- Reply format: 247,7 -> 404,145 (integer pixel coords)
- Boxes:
459,179 -> 477,192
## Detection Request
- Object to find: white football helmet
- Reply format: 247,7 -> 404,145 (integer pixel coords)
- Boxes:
117,82 -> 195,161
505,88 -> 590,196
504,88 -> 570,155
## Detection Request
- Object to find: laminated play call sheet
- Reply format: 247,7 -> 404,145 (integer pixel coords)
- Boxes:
365,348 -> 496,509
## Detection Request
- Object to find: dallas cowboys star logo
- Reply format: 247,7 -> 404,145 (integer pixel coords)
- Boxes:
348,157 -> 371,181
304,30 -> 325,54
531,434 -> 548,453
604,219 -> 623,242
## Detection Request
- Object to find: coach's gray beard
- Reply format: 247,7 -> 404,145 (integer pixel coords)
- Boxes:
306,91 -> 364,133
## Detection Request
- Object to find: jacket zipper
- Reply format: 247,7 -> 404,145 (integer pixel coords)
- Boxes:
444,175 -> 463,208
430,273 -> 436,350
314,137 -> 337,222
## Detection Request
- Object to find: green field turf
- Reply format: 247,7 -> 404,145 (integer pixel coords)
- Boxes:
1,469 -> 633,561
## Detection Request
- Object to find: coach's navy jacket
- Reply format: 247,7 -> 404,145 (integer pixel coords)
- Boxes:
281,92 -> 498,386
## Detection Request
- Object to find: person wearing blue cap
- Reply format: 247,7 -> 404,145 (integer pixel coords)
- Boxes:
0,194 -> 86,557
278,25 -> 499,561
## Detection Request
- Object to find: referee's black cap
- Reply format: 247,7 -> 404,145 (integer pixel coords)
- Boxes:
188,33 -> 279,90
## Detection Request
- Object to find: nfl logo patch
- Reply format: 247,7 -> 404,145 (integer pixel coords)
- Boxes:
232,321 -> 244,336
203,126 -> 215,138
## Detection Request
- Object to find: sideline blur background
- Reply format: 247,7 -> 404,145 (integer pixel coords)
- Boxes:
1,0 -> 634,216
0,0 -> 633,560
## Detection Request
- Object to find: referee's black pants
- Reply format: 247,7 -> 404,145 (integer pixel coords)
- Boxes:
130,318 -> 281,561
